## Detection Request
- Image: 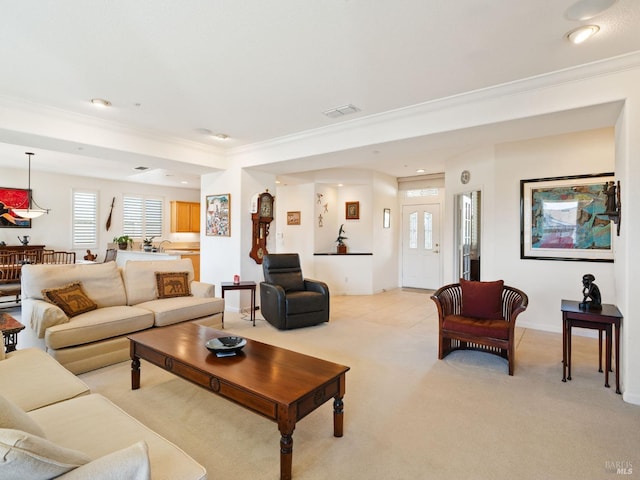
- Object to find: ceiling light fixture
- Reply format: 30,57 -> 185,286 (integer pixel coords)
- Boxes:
565,0 -> 617,21
214,133 -> 230,140
11,152 -> 50,219
90,98 -> 112,107
416,169 -> 425,173
566,25 -> 600,44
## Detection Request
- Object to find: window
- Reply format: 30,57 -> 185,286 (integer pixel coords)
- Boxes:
72,190 -> 98,248
122,195 -> 163,239
409,211 -> 418,249
424,212 -> 433,249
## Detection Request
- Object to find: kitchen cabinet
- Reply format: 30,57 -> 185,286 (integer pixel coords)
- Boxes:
171,201 -> 200,233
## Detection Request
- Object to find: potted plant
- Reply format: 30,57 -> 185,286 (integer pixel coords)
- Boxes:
336,224 -> 348,254
113,235 -> 133,250
142,236 -> 156,252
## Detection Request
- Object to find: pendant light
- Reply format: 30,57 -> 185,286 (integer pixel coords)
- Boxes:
12,152 -> 50,219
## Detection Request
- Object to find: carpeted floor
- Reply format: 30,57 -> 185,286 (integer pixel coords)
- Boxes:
15,289 -> 640,479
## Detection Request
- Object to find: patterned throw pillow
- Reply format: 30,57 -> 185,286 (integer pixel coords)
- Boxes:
42,282 -> 98,318
155,272 -> 191,299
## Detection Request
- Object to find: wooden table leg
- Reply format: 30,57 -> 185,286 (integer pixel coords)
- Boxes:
562,315 -> 568,382
278,406 -> 295,480
614,321 -> 621,394
334,373 -> 346,437
598,329 -> 603,373
333,396 -> 344,437
131,356 -> 141,390
605,324 -> 612,388
567,322 -> 573,381
251,286 -> 256,327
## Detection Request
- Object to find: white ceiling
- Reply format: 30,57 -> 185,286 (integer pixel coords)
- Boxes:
0,0 -> 638,186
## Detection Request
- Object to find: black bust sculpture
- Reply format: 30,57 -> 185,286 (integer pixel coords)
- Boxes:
579,273 -> 602,310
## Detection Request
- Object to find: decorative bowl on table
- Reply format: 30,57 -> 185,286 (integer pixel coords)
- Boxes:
205,336 -> 247,356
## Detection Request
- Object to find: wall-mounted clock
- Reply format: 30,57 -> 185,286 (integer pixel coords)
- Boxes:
460,170 -> 471,185
250,190 -> 274,264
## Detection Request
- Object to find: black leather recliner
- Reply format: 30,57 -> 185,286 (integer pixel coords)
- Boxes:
260,253 -> 330,330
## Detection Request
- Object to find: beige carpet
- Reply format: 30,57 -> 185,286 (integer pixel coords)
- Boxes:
72,289 -> 639,479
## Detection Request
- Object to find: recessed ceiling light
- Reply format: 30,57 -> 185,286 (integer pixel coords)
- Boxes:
566,25 -> 600,44
181,181 -> 189,184
90,98 -> 112,108
338,183 -> 344,187
416,169 -> 425,173
134,166 -> 149,171
214,133 -> 230,140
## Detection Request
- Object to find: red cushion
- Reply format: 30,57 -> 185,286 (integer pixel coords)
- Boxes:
460,279 -> 504,320
442,315 -> 510,340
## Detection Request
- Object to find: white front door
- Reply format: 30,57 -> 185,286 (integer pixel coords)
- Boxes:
402,204 -> 441,289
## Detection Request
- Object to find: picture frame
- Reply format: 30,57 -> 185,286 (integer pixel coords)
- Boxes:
383,208 -> 391,228
205,193 -> 231,237
0,187 -> 32,228
345,201 -> 359,220
287,211 -> 301,225
520,173 -> 614,262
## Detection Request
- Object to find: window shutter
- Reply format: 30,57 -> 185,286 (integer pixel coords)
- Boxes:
123,195 -> 163,238
72,190 -> 98,248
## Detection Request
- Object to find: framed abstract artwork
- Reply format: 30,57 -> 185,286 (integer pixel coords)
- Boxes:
0,187 -> 32,228
520,173 -> 614,262
205,193 -> 231,236
345,201 -> 359,220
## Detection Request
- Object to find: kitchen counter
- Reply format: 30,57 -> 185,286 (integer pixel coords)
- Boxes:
115,250 -> 201,280
115,250 -> 181,267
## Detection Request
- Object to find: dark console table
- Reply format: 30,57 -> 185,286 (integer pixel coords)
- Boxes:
561,299 -> 622,394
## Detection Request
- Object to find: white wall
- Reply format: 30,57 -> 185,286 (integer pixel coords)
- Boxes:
442,129 -> 615,333
372,172 -> 399,293
494,128 -> 615,332
0,166 -> 198,255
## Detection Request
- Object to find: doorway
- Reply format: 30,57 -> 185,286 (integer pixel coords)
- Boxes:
401,204 -> 441,289
455,191 -> 481,281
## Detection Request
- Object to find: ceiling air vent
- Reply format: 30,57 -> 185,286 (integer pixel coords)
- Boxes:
323,104 -> 361,119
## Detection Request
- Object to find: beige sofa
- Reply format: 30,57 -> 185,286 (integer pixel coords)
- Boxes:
21,259 -> 224,374
0,346 -> 206,479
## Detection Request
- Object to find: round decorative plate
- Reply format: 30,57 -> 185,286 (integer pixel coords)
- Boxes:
205,336 -> 247,355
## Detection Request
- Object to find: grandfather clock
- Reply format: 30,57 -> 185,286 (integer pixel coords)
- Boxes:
249,190 -> 274,264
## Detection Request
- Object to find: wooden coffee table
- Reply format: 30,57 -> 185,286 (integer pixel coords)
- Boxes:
128,323 -> 350,480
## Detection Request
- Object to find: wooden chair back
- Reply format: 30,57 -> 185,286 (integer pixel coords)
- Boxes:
104,248 -> 118,263
42,251 -> 77,264
0,252 -> 22,283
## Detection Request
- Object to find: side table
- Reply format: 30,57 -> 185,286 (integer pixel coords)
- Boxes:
561,299 -> 623,394
0,313 -> 25,352
221,281 -> 257,328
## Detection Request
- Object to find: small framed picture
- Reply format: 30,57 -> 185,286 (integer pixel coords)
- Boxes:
346,201 -> 359,220
383,208 -> 390,228
287,211 -> 301,225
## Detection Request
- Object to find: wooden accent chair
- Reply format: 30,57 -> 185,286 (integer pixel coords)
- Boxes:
0,252 -> 24,305
431,280 -> 528,375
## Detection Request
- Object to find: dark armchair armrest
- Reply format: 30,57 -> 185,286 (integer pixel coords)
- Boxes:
260,282 -> 287,329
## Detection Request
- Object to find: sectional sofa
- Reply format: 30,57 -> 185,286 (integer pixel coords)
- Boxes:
21,258 -> 224,373
0,346 -> 206,479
